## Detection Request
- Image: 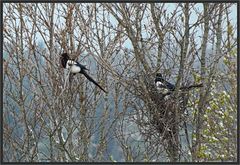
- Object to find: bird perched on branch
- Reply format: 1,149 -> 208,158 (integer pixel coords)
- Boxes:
60,53 -> 107,93
155,73 -> 203,94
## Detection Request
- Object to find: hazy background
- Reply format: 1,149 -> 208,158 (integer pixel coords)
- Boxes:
3,3 -> 237,162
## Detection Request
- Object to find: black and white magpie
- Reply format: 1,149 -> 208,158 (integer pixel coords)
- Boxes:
60,53 -> 107,93
155,73 -> 203,93
155,73 -> 175,94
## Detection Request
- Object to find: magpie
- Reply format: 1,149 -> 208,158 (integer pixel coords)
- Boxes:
155,73 -> 175,94
60,53 -> 107,93
155,73 -> 203,93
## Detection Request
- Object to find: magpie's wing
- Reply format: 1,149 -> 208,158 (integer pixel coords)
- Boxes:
75,61 -> 89,70
81,71 -> 107,93
165,81 -> 175,91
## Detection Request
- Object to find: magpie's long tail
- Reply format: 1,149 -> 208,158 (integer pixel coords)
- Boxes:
180,83 -> 203,91
82,71 -> 107,93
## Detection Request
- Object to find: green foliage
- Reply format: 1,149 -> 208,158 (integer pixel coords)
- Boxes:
192,72 -> 201,84
199,82 -> 236,161
190,33 -> 237,161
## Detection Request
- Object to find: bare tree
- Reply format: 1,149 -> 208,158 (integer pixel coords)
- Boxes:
3,2 -> 237,162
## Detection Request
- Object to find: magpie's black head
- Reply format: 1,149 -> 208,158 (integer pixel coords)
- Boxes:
156,73 -> 163,78
155,73 -> 163,82
60,53 -> 69,68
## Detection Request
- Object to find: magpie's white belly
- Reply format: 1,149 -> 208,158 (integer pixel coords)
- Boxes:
156,82 -> 163,86
70,65 -> 81,73
156,82 -> 169,94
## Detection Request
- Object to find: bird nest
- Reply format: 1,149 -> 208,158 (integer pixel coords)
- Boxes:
131,76 -> 187,144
